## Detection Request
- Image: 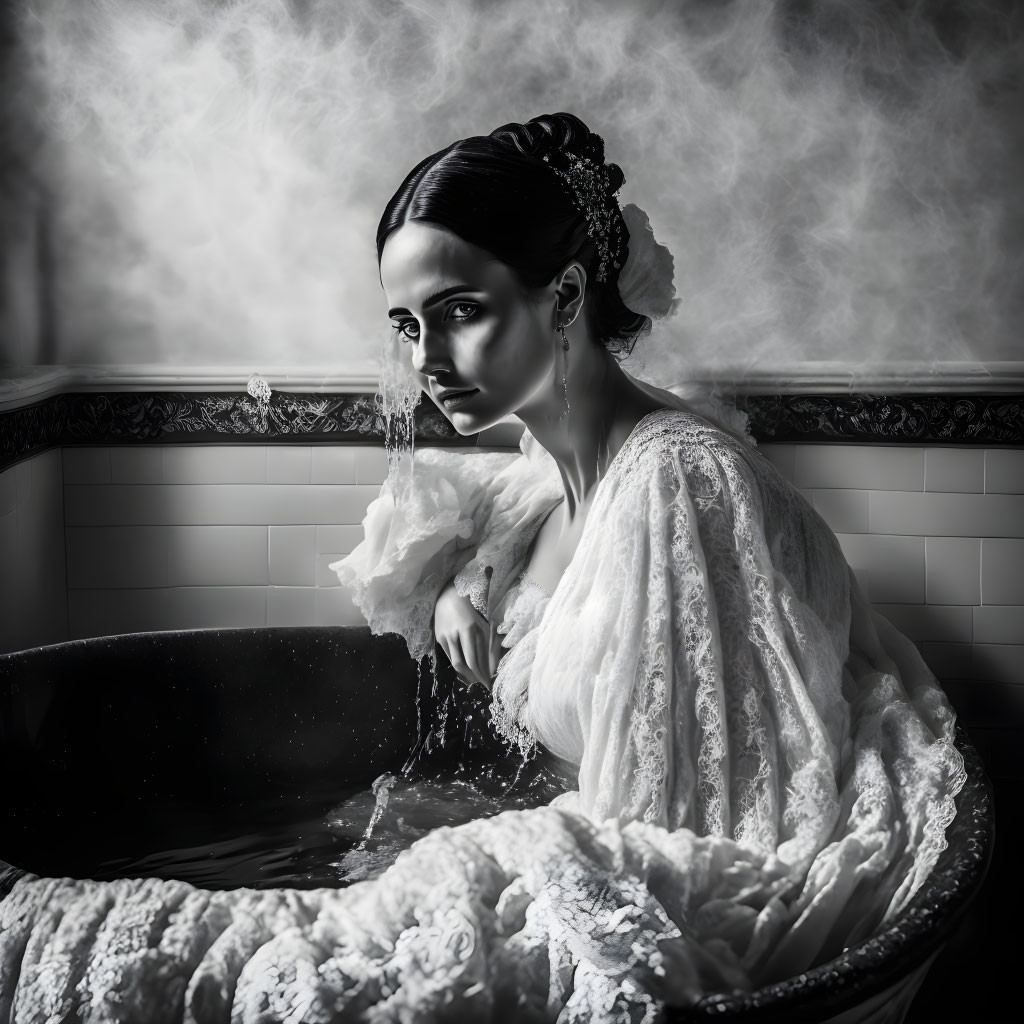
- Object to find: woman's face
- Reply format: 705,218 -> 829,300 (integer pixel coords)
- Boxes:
379,221 -> 556,435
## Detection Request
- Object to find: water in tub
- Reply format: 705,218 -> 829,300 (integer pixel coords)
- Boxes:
90,674 -> 570,891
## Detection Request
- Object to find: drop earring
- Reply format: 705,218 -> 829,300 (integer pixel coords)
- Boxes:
557,318 -> 570,419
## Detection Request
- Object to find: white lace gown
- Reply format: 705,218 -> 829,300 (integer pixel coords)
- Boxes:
0,406 -> 966,1023
332,406 -> 965,995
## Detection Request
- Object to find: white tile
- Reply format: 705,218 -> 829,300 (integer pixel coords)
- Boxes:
757,444 -> 796,483
161,446 -> 267,484
16,608 -> 67,652
67,588 -> 170,640
920,642 -> 974,681
64,484 -> 381,526
317,553 -> 348,587
16,453 -> 68,650
162,586 -> 267,630
972,644 -> 1024,685
870,491 -> 1024,538
110,447 -> 163,484
982,539 -> 1024,605
973,606 -> 1024,645
811,489 -> 869,534
311,446 -> 358,484
926,537 -> 981,606
14,464 -> 35,509
12,449 -> 51,499
0,506 -> 17,545
62,448 -> 111,485
166,526 -> 268,586
314,586 -> 365,627
31,448 -> 63,487
872,604 -> 973,643
268,526 -> 316,586
65,485 -> 147,526
925,448 -> 984,493
267,587 -> 316,626
834,534 -> 925,604
794,445 -> 924,491
354,447 -> 390,485
66,526 -> 168,589
985,449 -> 1024,494
0,467 -> 17,516
315,525 -> 364,554
267,446 -> 311,484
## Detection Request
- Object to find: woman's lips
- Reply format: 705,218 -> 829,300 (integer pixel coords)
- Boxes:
440,389 -> 479,410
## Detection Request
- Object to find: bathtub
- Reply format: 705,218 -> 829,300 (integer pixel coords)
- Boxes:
0,626 -> 994,1022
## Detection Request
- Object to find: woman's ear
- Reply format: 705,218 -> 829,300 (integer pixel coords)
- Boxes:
552,262 -> 587,326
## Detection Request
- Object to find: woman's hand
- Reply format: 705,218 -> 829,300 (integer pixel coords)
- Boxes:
434,578 -> 503,689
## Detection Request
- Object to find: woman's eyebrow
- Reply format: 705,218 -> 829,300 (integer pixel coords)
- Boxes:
389,284 -> 476,318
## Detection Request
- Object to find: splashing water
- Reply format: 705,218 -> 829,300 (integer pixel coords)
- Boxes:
362,772 -> 398,843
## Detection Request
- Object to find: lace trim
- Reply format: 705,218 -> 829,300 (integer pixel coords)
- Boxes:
489,571 -> 552,758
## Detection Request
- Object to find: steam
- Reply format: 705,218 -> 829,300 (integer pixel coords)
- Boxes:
2,0 -> 1021,382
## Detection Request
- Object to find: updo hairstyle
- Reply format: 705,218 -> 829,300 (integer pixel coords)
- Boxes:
376,112 -> 649,356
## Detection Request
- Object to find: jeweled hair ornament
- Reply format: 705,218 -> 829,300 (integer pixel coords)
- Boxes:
541,151 -> 625,284
542,151 -> 678,325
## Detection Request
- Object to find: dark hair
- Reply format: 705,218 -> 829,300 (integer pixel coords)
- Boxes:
376,112 -> 649,356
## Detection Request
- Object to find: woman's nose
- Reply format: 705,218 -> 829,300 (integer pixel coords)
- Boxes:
410,327 -> 453,378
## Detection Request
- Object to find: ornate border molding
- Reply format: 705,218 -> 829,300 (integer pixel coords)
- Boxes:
0,392 -> 466,471
1,390 -> 1022,472
739,393 -> 1024,444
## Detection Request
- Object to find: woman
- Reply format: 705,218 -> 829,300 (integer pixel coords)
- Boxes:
332,112 -> 966,1009
0,113 -> 966,1023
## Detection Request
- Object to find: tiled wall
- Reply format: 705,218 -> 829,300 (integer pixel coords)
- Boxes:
2,439 -> 1021,776
60,444 -> 397,639
761,443 -> 1024,779
0,449 -> 68,652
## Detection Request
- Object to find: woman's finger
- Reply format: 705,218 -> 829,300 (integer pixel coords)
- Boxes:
460,627 -> 487,687
470,628 -> 494,690
445,636 -> 472,684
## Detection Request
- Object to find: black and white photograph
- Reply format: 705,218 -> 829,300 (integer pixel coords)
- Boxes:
0,1 -> 1021,1020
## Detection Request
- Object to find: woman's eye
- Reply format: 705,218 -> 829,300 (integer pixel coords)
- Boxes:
391,320 -> 419,343
447,302 -> 477,321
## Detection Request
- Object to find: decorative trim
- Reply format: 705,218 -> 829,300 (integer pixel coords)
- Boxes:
0,392 -> 466,471
739,394 -> 1024,444
1,390 -> 1022,473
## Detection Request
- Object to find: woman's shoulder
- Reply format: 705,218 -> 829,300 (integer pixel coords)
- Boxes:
610,404 -> 799,518
624,405 -> 754,470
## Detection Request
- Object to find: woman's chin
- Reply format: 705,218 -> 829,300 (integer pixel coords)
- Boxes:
436,398 -> 501,436
445,410 -> 490,436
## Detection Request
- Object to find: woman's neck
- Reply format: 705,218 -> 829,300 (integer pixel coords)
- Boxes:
516,344 -> 659,518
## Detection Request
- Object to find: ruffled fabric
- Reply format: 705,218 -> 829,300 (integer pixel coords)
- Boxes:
332,436 -> 563,663
1,809 -> 801,1023
330,447 -> 559,662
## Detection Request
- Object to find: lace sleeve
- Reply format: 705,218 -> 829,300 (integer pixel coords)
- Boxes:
330,448 -> 521,661
523,409 -> 964,974
558,415 -> 850,854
